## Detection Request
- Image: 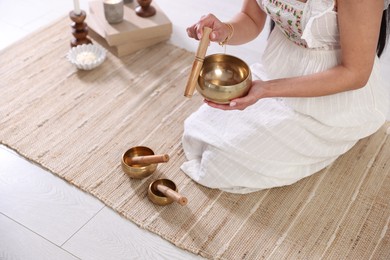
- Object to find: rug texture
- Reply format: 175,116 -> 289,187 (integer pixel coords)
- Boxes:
1,17 -> 390,260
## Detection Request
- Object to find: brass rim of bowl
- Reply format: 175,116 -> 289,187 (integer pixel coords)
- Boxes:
121,146 -> 157,179
197,53 -> 252,104
199,53 -> 251,85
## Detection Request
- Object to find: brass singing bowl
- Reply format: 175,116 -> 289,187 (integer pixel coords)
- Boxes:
197,54 -> 252,104
148,179 -> 177,206
121,146 -> 157,179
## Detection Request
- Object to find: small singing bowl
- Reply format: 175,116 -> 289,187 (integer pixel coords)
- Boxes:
121,146 -> 157,179
197,54 -> 252,104
148,179 -> 177,206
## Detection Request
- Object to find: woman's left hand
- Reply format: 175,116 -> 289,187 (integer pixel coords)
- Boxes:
204,79 -> 267,110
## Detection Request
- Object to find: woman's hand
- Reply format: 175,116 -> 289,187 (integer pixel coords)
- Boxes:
186,13 -> 232,43
186,0 -> 266,45
204,80 -> 268,110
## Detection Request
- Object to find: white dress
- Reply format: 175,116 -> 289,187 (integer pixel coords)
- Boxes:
181,0 -> 389,194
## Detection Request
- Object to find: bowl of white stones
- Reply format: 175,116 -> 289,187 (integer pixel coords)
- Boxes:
67,44 -> 106,70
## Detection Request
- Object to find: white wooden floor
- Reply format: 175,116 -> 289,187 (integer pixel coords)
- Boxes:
0,1 -> 389,259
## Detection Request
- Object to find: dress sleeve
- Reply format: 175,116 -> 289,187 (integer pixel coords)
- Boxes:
301,0 -> 339,49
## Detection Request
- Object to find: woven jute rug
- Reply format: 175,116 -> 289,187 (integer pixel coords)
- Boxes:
1,17 -> 390,259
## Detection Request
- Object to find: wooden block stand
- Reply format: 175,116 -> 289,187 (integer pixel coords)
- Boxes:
70,10 -> 93,47
86,1 -> 172,57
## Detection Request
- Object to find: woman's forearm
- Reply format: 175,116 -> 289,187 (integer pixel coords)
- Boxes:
226,13 -> 265,45
225,0 -> 267,45
260,64 -> 370,99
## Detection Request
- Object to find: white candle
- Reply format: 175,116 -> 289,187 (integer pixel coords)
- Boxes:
73,0 -> 81,15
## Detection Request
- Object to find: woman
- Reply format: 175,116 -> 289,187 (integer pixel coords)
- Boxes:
181,0 -> 390,194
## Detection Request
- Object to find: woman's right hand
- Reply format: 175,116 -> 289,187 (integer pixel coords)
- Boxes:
204,79 -> 268,111
186,14 -> 232,43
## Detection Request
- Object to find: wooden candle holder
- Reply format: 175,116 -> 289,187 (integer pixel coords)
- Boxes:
69,10 -> 92,48
135,0 -> 156,17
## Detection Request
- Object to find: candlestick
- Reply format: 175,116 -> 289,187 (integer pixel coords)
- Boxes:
69,10 -> 92,48
73,0 -> 81,15
135,0 -> 156,18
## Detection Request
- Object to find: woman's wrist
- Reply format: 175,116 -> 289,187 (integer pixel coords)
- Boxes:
219,23 -> 234,46
252,79 -> 273,100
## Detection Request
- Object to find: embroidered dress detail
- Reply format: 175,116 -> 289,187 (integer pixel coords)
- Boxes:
265,0 -> 307,47
258,0 -> 340,49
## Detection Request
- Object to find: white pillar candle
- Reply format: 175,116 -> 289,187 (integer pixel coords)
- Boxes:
104,0 -> 123,4
73,0 -> 81,15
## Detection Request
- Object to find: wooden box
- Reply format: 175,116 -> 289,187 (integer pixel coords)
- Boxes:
86,1 -> 172,57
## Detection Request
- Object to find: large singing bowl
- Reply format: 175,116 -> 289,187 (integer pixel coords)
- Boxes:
197,54 -> 252,104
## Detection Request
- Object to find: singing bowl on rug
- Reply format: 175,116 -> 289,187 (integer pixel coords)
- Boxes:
121,146 -> 157,179
148,179 -> 178,206
197,54 -> 252,104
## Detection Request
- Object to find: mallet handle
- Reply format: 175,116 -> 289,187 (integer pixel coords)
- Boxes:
127,154 -> 169,165
184,27 -> 212,97
157,184 -> 188,206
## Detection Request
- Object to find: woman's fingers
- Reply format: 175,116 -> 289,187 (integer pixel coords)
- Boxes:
186,14 -> 224,41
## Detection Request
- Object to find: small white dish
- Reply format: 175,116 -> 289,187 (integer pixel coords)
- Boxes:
67,44 -> 106,70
